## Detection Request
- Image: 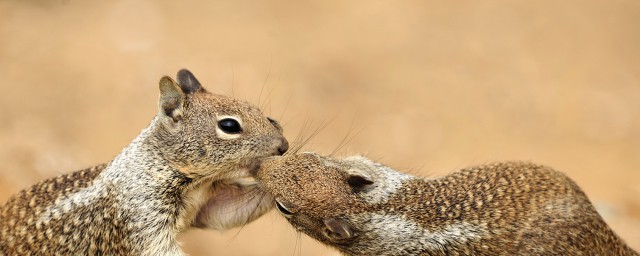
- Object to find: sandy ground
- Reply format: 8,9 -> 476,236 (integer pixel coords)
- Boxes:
1,0 -> 639,254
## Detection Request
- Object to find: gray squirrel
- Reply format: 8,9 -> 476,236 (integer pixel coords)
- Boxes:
0,69 -> 287,255
255,152 -> 638,256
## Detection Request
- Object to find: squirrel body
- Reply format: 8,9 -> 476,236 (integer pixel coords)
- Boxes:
0,70 -> 287,255
256,153 -> 638,256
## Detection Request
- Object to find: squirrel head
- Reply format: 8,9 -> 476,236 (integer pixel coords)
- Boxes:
255,153 -> 412,253
151,69 -> 288,231
153,69 -> 288,179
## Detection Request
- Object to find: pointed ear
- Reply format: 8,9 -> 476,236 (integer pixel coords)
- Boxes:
347,174 -> 374,193
159,76 -> 185,122
347,175 -> 374,187
323,218 -> 357,243
177,69 -> 205,93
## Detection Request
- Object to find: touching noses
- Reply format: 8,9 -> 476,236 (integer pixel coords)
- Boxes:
277,137 -> 289,155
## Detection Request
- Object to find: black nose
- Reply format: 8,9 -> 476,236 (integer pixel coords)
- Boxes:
277,138 -> 289,155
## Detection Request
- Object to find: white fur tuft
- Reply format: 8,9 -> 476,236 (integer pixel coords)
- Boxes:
343,156 -> 412,204
362,213 -> 484,255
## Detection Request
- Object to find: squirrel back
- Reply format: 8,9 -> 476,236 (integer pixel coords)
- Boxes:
0,164 -> 134,254
0,69 -> 287,255
256,153 -> 639,256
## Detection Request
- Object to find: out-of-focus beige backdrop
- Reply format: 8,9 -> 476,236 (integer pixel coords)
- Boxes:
1,0 -> 639,254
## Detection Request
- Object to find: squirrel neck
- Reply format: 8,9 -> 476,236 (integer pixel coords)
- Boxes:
349,174 -> 485,256
107,116 -> 191,195
109,116 -> 189,181
95,117 -> 192,255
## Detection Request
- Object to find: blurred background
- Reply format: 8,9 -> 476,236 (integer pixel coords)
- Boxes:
1,0 -> 639,254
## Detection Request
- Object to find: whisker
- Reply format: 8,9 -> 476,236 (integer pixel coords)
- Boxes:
282,112 -> 303,129
331,123 -> 368,157
297,232 -> 303,256
286,119 -> 312,155
330,118 -> 356,156
225,188 -> 269,243
287,118 -> 330,155
300,119 -> 333,153
259,56 -> 274,108
231,66 -> 236,98
292,230 -> 299,256
279,90 -> 294,123
265,72 -> 282,117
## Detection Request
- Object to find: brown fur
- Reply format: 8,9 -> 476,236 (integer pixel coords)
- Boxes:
256,153 -> 638,256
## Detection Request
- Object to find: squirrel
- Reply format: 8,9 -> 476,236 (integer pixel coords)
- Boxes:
0,69 -> 288,255
254,152 -> 639,256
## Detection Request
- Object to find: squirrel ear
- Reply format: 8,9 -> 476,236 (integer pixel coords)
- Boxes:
323,218 -> 357,243
347,174 -> 374,193
159,76 -> 185,122
347,175 -> 374,187
177,69 -> 205,93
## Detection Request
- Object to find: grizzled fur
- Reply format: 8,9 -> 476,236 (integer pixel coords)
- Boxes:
256,153 -> 638,256
0,69 -> 286,255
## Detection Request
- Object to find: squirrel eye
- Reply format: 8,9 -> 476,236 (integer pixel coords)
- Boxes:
275,198 -> 294,218
218,118 -> 242,134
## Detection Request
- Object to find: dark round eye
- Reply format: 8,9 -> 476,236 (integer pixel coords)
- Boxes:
218,118 -> 242,134
275,198 -> 294,218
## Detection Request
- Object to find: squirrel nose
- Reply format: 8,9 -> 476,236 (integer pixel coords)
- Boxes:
277,138 -> 289,155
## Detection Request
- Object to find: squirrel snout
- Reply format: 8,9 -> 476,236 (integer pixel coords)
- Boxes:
277,137 -> 289,155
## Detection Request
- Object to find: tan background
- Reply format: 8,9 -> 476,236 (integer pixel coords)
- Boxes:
1,0 -> 639,254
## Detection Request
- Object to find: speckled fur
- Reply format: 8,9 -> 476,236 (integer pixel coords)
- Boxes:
256,153 -> 639,256
0,70 -> 286,255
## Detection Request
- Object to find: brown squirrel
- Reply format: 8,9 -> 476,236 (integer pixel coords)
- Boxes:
0,69 -> 287,255
255,152 -> 638,256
